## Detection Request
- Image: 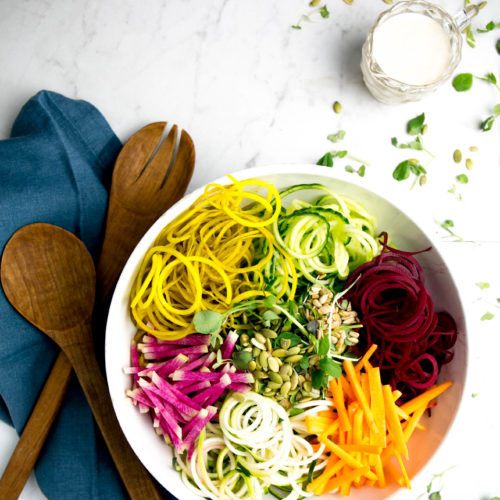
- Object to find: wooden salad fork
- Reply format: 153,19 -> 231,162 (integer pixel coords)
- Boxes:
0,122 -> 195,499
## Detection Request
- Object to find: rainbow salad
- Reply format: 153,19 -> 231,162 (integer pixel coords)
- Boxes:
124,177 -> 458,499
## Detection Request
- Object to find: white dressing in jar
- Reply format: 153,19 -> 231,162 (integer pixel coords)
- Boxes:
371,12 -> 452,86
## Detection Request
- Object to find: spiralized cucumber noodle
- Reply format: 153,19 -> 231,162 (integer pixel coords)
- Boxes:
175,392 -> 331,500
271,184 -> 380,284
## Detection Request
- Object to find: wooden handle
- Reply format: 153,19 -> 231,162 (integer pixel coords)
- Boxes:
63,322 -> 162,500
96,198 -> 158,302
0,352 -> 72,500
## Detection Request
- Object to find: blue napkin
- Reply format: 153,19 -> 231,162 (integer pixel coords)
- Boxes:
0,91 -> 172,499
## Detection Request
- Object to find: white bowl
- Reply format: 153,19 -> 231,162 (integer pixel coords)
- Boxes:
105,165 -> 468,500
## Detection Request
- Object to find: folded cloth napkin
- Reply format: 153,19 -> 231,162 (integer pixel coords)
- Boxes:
0,91 -> 173,499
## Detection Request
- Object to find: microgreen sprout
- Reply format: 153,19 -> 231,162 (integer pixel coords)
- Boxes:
435,219 -> 464,242
421,467 -> 455,500
481,312 -> 495,321
456,173 -> 469,184
291,4 -> 330,29
481,103 -> 500,131
327,130 -> 346,143
477,20 -> 500,33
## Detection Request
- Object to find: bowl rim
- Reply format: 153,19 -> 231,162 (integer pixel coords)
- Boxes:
105,163 -> 470,499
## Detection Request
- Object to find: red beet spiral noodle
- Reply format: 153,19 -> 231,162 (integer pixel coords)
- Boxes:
345,235 -> 458,401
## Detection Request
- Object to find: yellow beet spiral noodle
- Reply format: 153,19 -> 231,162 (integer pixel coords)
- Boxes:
130,176 -> 296,340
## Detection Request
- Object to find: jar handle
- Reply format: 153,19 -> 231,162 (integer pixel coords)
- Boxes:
453,4 -> 479,32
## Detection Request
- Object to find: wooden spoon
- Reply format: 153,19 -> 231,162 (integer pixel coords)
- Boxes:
0,223 -> 162,500
0,122 -> 194,499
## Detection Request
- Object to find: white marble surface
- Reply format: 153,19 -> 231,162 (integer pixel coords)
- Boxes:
0,0 -> 499,498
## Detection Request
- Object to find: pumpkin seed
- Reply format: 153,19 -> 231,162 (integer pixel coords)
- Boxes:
465,158 -> 473,170
286,346 -> 301,356
254,332 -> 266,345
239,333 -> 249,346
333,101 -> 342,113
269,372 -> 283,384
267,381 -> 282,390
268,357 -> 280,373
261,328 -> 278,339
252,347 -> 261,358
453,149 -> 462,163
419,175 -> 427,186
279,364 -> 291,381
251,338 -> 266,350
266,338 -> 272,351
248,360 -> 257,372
253,370 -> 268,379
280,399 -> 291,409
272,348 -> 287,358
303,381 -> 313,393
469,146 -> 479,152
259,351 -> 269,371
280,381 -> 292,397
285,354 -> 303,363
280,338 -> 291,350
290,372 -> 299,390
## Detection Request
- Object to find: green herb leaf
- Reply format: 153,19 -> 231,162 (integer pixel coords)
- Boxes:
481,114 -> 496,131
429,492 -> 441,500
262,309 -> 280,322
318,335 -> 330,355
263,295 -> 277,308
452,73 -> 473,91
276,331 -> 303,348
344,165 -> 355,173
358,164 -> 366,177
333,150 -> 348,159
193,310 -> 224,334
477,20 -> 499,33
494,103 -> 500,115
393,160 -> 411,181
327,130 -> 346,143
456,174 -> 469,184
312,369 -> 327,389
476,282 -> 491,290
291,24 -> 302,29
497,39 -> 500,54
299,356 -> 310,370
407,113 -> 425,135
289,408 -> 305,417
481,312 -> 494,321
317,152 -> 333,167
319,5 -> 330,18
319,357 -> 342,377
232,350 -> 253,370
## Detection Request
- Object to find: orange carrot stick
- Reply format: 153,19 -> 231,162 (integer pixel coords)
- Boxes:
399,382 -> 452,415
330,378 -> 351,432
382,384 -> 408,459
344,360 -> 378,435
355,344 -> 378,373
324,466 -> 371,494
368,366 -> 386,448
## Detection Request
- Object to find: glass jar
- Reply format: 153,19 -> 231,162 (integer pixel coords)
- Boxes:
361,1 -> 478,104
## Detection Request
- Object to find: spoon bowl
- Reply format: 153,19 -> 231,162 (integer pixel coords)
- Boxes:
1,223 -> 95,334
1,222 -> 161,500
